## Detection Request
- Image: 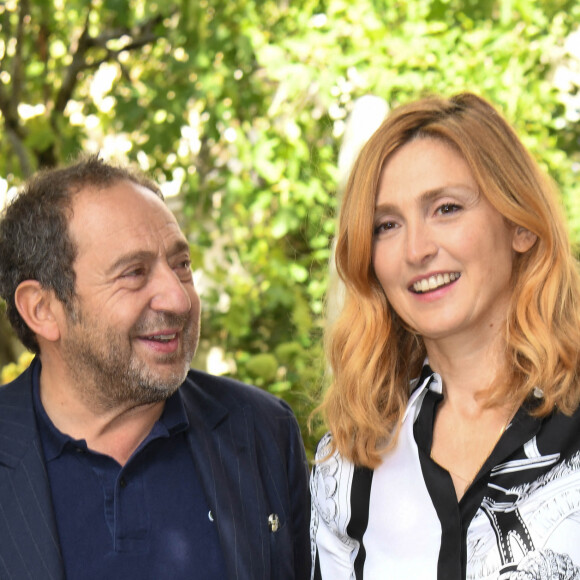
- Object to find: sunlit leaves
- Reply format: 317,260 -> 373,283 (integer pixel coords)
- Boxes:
1,0 -> 580,456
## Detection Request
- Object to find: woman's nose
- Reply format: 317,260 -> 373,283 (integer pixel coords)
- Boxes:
406,223 -> 438,265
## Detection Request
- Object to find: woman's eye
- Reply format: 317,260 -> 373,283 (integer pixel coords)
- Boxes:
437,203 -> 461,215
374,221 -> 397,235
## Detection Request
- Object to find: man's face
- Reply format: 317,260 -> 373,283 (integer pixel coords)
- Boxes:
60,180 -> 200,408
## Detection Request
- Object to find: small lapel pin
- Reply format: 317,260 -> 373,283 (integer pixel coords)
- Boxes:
268,513 -> 280,532
208,510 -> 214,522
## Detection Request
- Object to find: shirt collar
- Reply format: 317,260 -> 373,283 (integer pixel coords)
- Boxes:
403,359 -> 443,424
32,360 -> 70,461
32,362 -> 190,462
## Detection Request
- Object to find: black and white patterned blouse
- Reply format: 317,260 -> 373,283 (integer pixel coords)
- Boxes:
310,365 -> 580,579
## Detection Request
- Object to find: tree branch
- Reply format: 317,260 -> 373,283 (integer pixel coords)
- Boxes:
6,125 -> 34,177
11,0 -> 29,108
53,13 -> 164,115
0,64 -> 31,175
53,9 -> 94,114
0,0 -> 29,140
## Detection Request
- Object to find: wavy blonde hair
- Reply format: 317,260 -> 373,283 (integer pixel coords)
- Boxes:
319,92 -> 580,468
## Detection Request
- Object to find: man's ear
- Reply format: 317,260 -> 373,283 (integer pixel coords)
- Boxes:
512,226 -> 537,253
14,280 -> 63,343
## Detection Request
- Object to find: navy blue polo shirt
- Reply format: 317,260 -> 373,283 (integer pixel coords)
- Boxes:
32,365 -> 226,580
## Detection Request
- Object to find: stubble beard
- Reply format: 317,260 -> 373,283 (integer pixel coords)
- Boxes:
61,308 -> 199,411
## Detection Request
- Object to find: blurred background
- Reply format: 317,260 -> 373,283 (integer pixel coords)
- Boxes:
1,0 -> 579,457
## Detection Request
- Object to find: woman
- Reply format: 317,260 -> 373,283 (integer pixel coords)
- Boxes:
310,93 -> 580,579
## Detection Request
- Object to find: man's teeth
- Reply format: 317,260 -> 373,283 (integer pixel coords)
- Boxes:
413,273 -> 460,293
149,334 -> 177,342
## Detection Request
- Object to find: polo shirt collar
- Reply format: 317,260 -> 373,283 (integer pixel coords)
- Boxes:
32,361 -> 189,462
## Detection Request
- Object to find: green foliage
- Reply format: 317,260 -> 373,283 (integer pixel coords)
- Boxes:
1,0 -> 579,457
0,351 -> 34,385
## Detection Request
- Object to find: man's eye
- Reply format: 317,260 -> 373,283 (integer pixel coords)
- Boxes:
174,260 -> 191,271
173,260 -> 193,282
124,268 -> 146,278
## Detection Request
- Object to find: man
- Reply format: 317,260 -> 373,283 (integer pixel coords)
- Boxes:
0,156 -> 310,580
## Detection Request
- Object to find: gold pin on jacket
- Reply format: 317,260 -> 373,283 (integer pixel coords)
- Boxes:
268,513 -> 280,532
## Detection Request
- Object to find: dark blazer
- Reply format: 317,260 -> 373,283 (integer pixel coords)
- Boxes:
0,360 -> 311,580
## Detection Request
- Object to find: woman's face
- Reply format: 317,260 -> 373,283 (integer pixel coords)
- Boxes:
372,138 -> 530,349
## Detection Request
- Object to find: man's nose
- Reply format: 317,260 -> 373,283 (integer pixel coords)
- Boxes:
149,264 -> 192,314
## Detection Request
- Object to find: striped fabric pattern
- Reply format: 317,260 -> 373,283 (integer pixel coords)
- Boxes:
310,368 -> 580,579
0,361 -> 311,580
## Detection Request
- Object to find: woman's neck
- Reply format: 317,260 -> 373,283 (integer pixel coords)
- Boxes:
424,327 -> 506,405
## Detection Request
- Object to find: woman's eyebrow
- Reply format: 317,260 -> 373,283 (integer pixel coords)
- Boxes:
374,185 -> 476,213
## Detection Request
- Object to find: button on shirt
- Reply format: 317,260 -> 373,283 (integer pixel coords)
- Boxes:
32,367 -> 226,580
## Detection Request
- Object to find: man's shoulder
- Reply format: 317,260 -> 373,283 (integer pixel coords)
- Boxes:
179,369 -> 303,447
0,364 -> 38,460
0,363 -> 34,405
181,368 -> 292,415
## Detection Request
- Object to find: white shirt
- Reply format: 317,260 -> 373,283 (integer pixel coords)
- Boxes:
310,367 -> 580,579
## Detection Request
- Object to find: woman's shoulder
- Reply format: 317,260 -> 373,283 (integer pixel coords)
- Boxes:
313,432 -> 337,462
311,432 -> 357,537
312,432 -> 356,496
311,431 -> 374,545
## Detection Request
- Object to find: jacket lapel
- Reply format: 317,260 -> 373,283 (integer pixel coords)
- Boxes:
181,383 -> 270,580
0,362 -> 63,579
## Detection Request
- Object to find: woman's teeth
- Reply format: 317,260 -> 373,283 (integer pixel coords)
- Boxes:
413,273 -> 460,293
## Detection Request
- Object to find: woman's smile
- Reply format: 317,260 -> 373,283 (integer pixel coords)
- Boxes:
410,272 -> 461,294
372,137 -> 523,344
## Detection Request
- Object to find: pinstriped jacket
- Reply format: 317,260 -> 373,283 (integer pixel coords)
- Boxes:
0,360 -> 311,580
